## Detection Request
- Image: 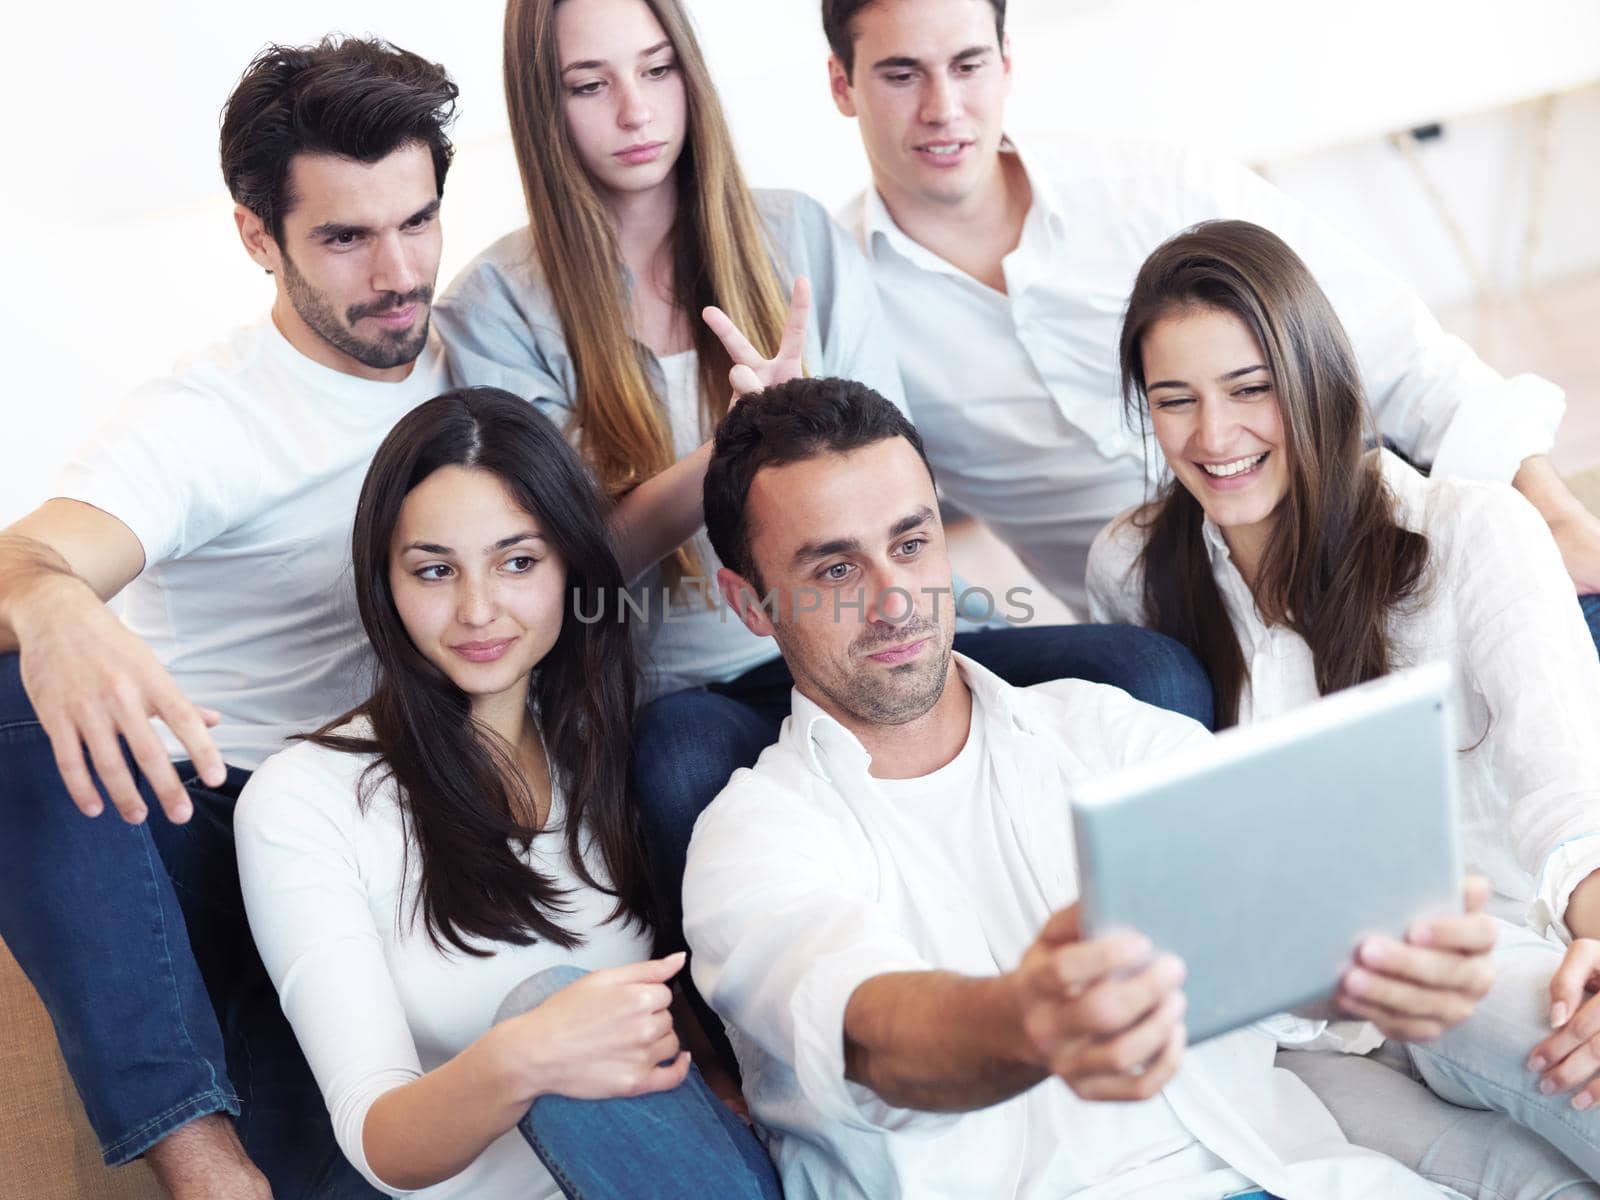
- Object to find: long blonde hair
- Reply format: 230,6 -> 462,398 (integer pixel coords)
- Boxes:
503,0 -> 791,579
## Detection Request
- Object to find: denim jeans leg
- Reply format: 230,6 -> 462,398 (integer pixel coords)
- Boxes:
632,683 -> 786,1071
1279,1042 -> 1594,1199
632,679 -> 790,956
503,967 -> 782,1200
1404,920 -> 1600,1189
1580,594 -> 1600,659
953,623 -> 1216,729
0,653 -> 237,1164
152,769 -> 381,1199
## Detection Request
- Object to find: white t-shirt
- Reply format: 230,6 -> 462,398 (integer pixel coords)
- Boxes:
52,315 -> 452,769
875,695 -> 1181,1195
636,349 -> 776,696
234,724 -> 654,1198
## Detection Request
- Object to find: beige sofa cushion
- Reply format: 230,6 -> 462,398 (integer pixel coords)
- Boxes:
0,935 -> 161,1199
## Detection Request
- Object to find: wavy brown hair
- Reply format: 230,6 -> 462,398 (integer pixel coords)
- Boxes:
503,0 -> 792,582
1120,220 -> 1429,727
305,388 -> 649,955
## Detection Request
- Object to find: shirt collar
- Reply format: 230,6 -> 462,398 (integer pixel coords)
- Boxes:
1200,513 -> 1234,565
1373,446 -> 1427,519
786,652 -> 1037,787
858,135 -> 1065,272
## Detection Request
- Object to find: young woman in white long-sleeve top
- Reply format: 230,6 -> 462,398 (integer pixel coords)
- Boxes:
234,389 -> 780,1199
1085,219 -> 1600,1193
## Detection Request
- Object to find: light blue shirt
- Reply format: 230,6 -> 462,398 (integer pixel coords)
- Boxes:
436,188 -> 906,429
434,189 -> 908,698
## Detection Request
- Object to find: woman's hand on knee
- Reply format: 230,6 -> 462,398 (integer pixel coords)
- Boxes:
492,952 -> 692,1103
1527,938 -> 1600,1110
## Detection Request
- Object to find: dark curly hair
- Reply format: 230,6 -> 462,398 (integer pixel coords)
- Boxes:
219,35 -> 458,243
704,376 -> 932,592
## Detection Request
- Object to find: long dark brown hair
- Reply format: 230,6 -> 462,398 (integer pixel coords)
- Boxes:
307,388 -> 649,954
502,0 -> 792,585
1119,220 -> 1429,727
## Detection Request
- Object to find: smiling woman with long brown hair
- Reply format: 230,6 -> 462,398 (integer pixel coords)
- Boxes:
1088,219 -> 1600,1191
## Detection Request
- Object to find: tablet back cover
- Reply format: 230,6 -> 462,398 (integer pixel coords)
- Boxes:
1073,663 -> 1462,1044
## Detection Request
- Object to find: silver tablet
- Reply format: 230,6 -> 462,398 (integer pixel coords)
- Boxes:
1072,661 -> 1462,1044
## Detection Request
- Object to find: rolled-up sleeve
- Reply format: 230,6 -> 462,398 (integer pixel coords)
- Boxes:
1447,483 -> 1600,934
684,782 -> 951,1134
1176,150 -> 1564,484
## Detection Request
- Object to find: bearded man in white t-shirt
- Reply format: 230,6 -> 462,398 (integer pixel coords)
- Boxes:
819,0 -> 1600,636
682,376 -> 1505,1199
0,38 -> 460,1200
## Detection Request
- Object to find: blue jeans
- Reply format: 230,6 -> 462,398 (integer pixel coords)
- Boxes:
633,623 -> 1214,1061
503,966 -> 782,1200
1583,593 -> 1600,655
0,655 -> 375,1195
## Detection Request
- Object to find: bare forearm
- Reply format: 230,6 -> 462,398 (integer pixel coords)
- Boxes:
1514,456 -> 1591,525
0,533 -> 87,652
843,971 -> 1045,1112
610,441 -> 714,585
1564,871 -> 1600,941
363,1029 -> 531,1191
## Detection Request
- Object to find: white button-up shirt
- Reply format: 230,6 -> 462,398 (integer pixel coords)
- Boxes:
1087,451 -> 1600,941
684,656 -> 1442,1199
841,137 -> 1565,613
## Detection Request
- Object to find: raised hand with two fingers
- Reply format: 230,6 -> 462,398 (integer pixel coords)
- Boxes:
701,277 -> 811,404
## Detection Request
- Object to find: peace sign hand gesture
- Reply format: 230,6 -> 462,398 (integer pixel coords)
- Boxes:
701,276 -> 811,405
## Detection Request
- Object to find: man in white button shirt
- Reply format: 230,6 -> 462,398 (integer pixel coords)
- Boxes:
821,0 -> 1600,646
683,376 -> 1506,1199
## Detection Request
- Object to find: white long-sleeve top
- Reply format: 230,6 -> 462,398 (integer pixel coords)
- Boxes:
684,654 -> 1442,1199
1087,451 -> 1600,940
234,724 -> 654,1198
842,135 -> 1565,613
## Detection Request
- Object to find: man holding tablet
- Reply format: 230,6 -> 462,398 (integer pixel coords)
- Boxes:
682,377 -> 1523,1198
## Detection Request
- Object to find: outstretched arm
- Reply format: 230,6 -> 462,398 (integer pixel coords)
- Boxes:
1512,456 -> 1600,594
843,906 -> 1187,1111
0,499 -> 224,821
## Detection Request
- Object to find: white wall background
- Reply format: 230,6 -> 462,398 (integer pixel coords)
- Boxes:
4,0 -> 1599,524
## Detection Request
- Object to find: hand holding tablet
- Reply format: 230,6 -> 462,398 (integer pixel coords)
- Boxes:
1336,875 -> 1496,1042
1071,662 -> 1495,1048
1014,904 -> 1187,1102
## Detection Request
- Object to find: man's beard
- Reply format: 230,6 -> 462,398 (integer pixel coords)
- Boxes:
819,614 -> 953,727
280,251 -> 432,370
